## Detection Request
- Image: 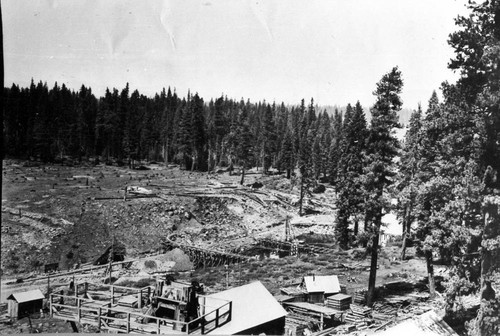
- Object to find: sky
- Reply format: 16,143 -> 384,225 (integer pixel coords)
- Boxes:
3,0 -> 470,109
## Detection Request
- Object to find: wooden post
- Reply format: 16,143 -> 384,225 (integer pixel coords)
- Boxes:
157,318 -> 160,334
126,313 -> 130,333
320,313 -> 324,330
47,274 -> 50,297
174,307 -> 180,331
215,308 -> 219,328
77,299 -> 81,322
111,286 -> 114,305
97,307 -> 101,331
84,282 -> 88,297
49,295 -> 53,316
138,289 -> 142,309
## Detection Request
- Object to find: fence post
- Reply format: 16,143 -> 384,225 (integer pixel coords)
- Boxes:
111,286 -> 114,305
126,313 -> 130,333
77,298 -> 81,322
97,307 -> 101,331
49,295 -> 53,316
157,318 -> 160,334
216,308 -> 219,328
138,289 -> 142,309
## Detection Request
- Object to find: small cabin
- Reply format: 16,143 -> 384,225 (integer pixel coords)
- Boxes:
7,289 -> 45,320
302,275 -> 341,303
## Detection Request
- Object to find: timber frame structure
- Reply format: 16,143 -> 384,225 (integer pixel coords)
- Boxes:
49,282 -> 232,334
162,239 -> 251,268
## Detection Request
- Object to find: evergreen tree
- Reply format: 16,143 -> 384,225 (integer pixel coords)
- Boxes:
335,101 -> 368,248
328,109 -> 343,184
279,127 -> 295,179
365,67 -> 403,306
396,105 -> 423,260
298,127 -> 315,216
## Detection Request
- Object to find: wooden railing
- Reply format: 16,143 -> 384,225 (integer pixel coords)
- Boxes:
75,282 -> 152,309
49,293 -> 232,334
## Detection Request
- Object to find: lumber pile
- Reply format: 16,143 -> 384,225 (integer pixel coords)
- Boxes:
348,304 -> 372,318
352,290 -> 366,305
343,304 -> 372,330
285,312 -> 317,336
325,294 -> 352,311
372,302 -> 399,316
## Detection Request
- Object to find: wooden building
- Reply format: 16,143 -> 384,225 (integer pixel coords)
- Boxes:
205,281 -> 288,335
302,275 -> 341,303
7,289 -> 45,320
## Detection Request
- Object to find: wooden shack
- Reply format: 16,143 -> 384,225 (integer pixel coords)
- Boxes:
302,275 -> 341,303
7,289 -> 45,320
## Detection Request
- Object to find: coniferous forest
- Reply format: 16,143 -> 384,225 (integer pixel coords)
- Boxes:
3,1 -> 500,334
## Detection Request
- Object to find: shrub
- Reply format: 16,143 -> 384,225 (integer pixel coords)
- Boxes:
144,260 -> 157,269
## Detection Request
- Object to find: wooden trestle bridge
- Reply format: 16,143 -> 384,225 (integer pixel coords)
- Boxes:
162,239 -> 252,268
257,238 -> 336,255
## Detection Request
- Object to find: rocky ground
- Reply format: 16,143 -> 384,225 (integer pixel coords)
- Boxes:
1,159 -> 438,334
1,159 -> 337,277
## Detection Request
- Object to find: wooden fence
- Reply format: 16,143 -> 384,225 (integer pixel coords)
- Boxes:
49,293 -> 231,334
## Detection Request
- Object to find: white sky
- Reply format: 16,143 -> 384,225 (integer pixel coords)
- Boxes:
3,0 -> 469,109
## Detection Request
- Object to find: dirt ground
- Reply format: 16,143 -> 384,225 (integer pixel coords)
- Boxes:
1,159 -> 337,277
0,159 -> 437,334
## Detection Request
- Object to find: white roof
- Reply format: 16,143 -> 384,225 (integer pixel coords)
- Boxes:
303,275 -> 340,294
7,289 -> 45,303
206,281 -> 287,335
375,310 -> 458,336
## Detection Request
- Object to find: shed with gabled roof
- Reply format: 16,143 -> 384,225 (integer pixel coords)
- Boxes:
7,289 -> 45,319
302,275 -> 341,303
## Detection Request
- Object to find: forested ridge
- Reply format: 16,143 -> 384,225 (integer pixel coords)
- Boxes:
2,1 -> 500,334
3,81 -> 339,174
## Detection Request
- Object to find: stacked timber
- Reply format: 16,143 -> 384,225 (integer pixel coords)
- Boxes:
372,302 -> 398,319
349,304 -> 372,318
325,294 -> 352,311
285,312 -> 316,336
353,290 -> 366,305
343,304 -> 372,330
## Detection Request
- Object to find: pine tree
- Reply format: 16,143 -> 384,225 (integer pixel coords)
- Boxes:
396,105 -> 422,260
365,67 -> 403,306
298,129 -> 314,216
236,109 -> 253,185
335,101 -> 368,248
328,109 -> 343,184
279,128 -> 295,179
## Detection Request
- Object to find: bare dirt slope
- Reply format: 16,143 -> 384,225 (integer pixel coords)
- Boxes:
1,160 -> 336,277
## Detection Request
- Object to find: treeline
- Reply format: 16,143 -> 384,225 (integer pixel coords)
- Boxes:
3,81 -> 347,177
